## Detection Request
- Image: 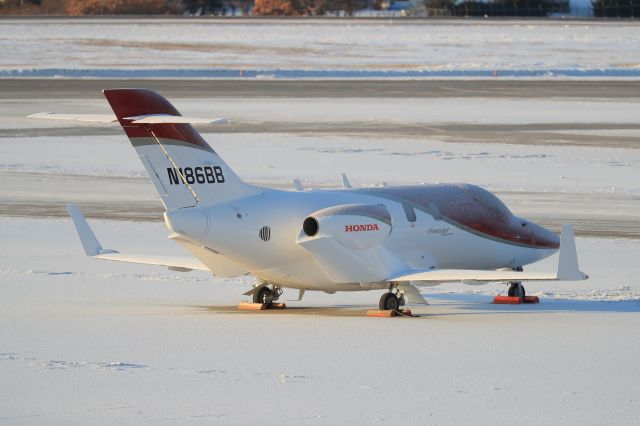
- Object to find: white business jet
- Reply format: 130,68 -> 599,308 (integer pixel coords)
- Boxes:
32,89 -> 588,310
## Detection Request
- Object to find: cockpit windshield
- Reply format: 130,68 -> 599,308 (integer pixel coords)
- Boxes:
463,184 -> 512,218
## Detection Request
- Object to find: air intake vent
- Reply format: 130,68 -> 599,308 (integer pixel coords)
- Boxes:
259,226 -> 271,242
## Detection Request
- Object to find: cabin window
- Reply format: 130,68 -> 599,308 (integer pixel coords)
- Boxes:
402,203 -> 416,223
428,202 -> 442,220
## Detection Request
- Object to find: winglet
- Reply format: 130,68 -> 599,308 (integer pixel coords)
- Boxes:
557,224 -> 588,281
67,205 -> 118,257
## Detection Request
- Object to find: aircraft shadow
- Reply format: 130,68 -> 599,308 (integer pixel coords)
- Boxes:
192,304 -> 411,318
191,295 -> 639,318
424,293 -> 640,314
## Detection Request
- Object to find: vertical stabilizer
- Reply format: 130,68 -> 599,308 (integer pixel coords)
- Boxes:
103,89 -> 259,210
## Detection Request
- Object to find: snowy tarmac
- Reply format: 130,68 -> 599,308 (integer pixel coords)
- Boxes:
1,78 -> 639,424
1,217 -> 639,425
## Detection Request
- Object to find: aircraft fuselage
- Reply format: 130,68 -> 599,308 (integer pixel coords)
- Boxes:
165,183 -> 559,291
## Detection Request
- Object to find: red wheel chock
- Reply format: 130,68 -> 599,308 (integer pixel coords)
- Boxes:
237,302 -> 287,310
493,296 -> 539,305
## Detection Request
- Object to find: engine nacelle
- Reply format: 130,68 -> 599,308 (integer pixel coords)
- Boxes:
302,204 -> 392,250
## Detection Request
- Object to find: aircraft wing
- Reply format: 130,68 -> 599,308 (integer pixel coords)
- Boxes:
94,252 -> 207,271
389,269 -> 556,285
388,225 -> 588,285
67,204 -> 246,276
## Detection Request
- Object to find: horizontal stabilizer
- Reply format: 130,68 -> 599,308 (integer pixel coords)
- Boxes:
28,112 -> 117,123
124,114 -> 229,125
28,112 -> 228,125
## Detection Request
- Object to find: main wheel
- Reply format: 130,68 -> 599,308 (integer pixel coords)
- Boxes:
507,282 -> 526,298
379,292 -> 400,311
253,286 -> 274,305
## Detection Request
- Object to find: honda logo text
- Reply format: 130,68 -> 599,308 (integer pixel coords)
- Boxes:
345,224 -> 380,232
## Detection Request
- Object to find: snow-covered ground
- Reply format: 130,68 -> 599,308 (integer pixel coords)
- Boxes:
1,26 -> 639,418
1,217 -> 639,424
1,19 -> 640,77
1,92 -> 640,424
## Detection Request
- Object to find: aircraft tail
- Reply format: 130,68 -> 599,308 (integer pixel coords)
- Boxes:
103,89 -> 259,210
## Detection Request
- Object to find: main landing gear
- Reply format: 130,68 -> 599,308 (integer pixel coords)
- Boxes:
369,284 -> 415,317
378,284 -> 406,311
252,284 -> 283,306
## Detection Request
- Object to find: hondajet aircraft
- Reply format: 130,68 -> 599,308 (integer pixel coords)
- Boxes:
32,89 -> 588,310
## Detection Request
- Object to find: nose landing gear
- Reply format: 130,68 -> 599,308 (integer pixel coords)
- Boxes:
494,281 -> 539,305
507,281 -> 526,298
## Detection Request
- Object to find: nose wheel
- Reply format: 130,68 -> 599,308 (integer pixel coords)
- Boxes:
507,281 -> 526,298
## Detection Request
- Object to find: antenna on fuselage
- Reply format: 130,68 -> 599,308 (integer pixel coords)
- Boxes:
341,173 -> 352,189
292,178 -> 304,191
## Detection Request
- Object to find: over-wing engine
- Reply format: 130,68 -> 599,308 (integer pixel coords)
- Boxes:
301,204 -> 392,250
297,204 -> 404,283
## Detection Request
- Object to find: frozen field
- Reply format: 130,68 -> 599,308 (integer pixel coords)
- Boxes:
1,78 -> 639,424
1,19 -> 640,77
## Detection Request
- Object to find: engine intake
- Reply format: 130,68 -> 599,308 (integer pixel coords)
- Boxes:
303,216 -> 319,237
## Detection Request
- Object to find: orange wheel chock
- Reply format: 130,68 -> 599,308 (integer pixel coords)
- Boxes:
237,302 -> 287,311
493,296 -> 522,304
493,295 -> 540,304
366,309 -> 413,317
238,302 -> 267,310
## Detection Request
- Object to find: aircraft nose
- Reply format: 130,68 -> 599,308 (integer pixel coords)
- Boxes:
515,217 -> 560,249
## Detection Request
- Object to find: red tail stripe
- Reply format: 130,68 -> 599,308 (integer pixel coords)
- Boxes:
103,89 -> 210,150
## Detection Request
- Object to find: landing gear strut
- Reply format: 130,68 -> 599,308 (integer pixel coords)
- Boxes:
507,281 -> 526,298
378,284 -> 406,311
253,285 -> 283,306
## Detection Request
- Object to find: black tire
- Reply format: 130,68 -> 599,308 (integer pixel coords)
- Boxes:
507,282 -> 526,298
379,292 -> 400,311
253,287 -> 273,305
